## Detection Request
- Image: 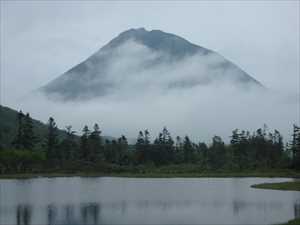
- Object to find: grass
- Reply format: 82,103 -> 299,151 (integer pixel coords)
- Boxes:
251,181 -> 300,191
0,169 -> 300,179
281,218 -> 300,225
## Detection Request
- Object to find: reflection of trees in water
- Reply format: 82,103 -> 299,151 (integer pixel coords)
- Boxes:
64,204 -> 75,224
15,203 -> 101,225
81,203 -> 100,225
13,199 -> 300,224
47,203 -> 101,225
232,200 -> 247,215
295,201 -> 300,219
16,205 -> 32,225
47,204 -> 57,225
232,200 -> 284,216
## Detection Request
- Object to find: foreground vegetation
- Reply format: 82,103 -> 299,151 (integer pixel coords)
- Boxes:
282,218 -> 300,225
252,181 -> 300,191
1,167 -> 300,179
0,107 -> 300,176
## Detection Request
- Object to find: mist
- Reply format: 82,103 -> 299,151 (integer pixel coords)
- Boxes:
9,40 -> 298,144
1,1 -> 299,144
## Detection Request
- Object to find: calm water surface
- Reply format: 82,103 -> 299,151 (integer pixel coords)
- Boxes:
0,177 -> 299,225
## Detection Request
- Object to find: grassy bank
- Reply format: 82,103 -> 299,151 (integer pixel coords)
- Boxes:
252,181 -> 300,224
0,169 -> 300,179
251,181 -> 300,191
281,218 -> 300,225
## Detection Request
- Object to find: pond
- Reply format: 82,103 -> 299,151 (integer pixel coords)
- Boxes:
0,177 -> 299,225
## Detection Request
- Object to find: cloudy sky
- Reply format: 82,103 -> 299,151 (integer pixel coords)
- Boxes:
0,1 -> 299,142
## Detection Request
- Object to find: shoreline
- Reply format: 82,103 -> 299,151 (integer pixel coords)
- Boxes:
251,181 -> 300,192
1,171 -> 300,179
251,181 -> 300,225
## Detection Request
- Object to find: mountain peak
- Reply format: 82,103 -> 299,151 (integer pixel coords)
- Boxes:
102,28 -> 210,58
41,28 -> 264,101
122,27 -> 147,34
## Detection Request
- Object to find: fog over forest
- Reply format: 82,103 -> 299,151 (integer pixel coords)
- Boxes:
1,1 -> 299,143
17,39 -> 298,143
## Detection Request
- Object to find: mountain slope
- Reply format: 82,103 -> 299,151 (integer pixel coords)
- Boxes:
0,105 -> 67,149
0,105 -> 127,149
41,28 -> 264,101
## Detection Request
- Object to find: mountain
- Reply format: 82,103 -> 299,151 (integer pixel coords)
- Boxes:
40,28 -> 264,101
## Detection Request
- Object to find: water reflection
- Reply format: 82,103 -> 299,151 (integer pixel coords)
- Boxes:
12,200 -> 300,225
295,201 -> 300,219
43,203 -> 101,225
80,203 -> 100,225
0,177 -> 299,225
16,205 -> 32,225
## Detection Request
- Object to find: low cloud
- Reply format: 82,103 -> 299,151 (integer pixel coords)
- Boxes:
8,40 -> 298,144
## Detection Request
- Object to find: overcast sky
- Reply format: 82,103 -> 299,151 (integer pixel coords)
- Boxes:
0,1 -> 299,141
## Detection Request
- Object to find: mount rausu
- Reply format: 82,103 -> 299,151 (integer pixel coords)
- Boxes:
40,28 -> 264,101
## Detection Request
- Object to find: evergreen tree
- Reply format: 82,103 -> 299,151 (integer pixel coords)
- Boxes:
153,127 -> 174,165
144,129 -> 150,145
117,135 -> 129,165
135,129 -> 152,164
183,136 -> 193,163
89,123 -> 103,162
60,125 -> 77,162
13,110 -> 24,149
174,136 -> 184,163
198,142 -> 209,168
136,131 -> 144,146
209,135 -> 226,170
46,117 -> 59,164
80,125 -> 90,161
230,129 -> 244,169
292,124 -> 300,169
175,136 -> 182,151
271,129 -> 284,167
22,113 -> 35,150
135,131 -> 145,163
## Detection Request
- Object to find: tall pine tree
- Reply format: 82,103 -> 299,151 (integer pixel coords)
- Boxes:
13,110 -> 24,149
46,117 -> 59,164
23,113 -> 35,150
89,123 -> 103,162
80,125 -> 90,161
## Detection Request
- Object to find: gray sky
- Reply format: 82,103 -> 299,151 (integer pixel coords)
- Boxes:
0,1 -> 299,141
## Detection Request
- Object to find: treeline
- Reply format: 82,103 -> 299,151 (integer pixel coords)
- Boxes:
0,110 -> 300,174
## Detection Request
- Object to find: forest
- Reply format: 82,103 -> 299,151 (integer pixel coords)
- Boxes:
0,110 -> 299,175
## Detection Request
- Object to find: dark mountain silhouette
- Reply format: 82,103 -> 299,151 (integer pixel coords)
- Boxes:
41,28 -> 264,101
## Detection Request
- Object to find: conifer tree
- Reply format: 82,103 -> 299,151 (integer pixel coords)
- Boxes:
136,131 -> 145,163
13,110 -> 24,149
292,124 -> 300,169
46,117 -> 59,163
60,125 -> 77,161
117,135 -> 129,165
144,130 -> 150,145
183,136 -> 193,163
80,125 -> 90,161
23,113 -> 35,150
89,123 -> 103,161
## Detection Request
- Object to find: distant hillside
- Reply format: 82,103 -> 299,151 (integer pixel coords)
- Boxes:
0,105 -> 130,149
0,105 -> 68,149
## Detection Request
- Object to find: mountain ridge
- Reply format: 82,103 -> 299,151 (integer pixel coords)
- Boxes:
41,28 -> 264,101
